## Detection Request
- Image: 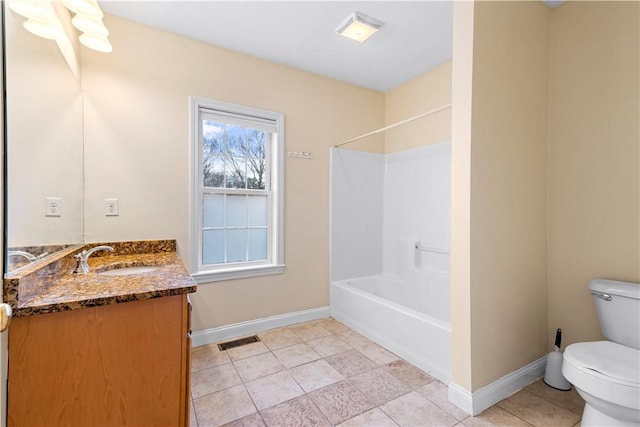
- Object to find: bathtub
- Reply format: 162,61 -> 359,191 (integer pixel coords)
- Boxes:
330,274 -> 451,383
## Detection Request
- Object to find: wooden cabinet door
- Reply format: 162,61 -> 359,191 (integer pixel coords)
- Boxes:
8,295 -> 189,426
180,296 -> 192,424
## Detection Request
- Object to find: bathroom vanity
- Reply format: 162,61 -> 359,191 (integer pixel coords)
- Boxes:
3,240 -> 196,426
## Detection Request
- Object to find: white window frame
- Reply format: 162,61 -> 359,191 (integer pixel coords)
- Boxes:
190,97 -> 285,283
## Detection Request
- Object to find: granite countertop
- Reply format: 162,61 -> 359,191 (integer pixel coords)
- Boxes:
3,240 -> 197,317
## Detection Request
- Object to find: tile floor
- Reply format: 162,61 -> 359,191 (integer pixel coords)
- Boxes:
190,318 -> 585,427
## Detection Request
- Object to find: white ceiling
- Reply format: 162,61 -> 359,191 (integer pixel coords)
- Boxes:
99,1 -> 454,92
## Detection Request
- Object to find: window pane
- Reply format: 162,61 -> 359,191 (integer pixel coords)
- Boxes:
225,126 -> 246,156
247,158 -> 266,190
248,195 -> 267,226
203,194 -> 224,227
227,229 -> 247,262
203,229 -> 224,264
225,157 -> 246,189
203,156 -> 224,188
226,195 -> 247,227
196,101 -> 281,273
202,120 -> 224,155
247,129 -> 266,159
248,229 -> 267,261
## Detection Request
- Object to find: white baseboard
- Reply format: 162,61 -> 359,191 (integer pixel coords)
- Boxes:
191,306 -> 330,348
448,355 -> 547,416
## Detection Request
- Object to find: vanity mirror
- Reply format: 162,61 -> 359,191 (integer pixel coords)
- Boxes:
3,3 -> 84,275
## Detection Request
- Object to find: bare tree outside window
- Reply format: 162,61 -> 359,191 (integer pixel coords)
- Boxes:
202,121 -> 266,190
247,129 -> 266,190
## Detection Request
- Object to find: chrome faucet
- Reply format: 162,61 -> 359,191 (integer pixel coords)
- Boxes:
8,250 -> 38,262
73,246 -> 114,274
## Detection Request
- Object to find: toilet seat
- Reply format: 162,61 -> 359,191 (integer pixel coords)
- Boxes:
563,341 -> 640,411
565,341 -> 640,386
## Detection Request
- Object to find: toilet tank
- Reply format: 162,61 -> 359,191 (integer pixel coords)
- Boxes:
589,279 -> 640,349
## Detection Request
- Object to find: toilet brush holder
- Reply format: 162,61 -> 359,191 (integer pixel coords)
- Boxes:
544,328 -> 571,391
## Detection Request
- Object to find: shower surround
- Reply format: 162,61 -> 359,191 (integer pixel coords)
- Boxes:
330,141 -> 451,382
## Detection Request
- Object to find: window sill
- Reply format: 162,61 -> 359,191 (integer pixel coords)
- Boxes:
192,264 -> 285,283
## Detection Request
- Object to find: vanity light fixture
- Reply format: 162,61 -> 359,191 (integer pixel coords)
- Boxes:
8,0 -> 112,53
62,0 -> 103,17
336,11 -> 383,43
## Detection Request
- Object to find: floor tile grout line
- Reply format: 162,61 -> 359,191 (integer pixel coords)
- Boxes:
258,389 -> 334,427
258,341 -> 381,425
237,381 -> 260,426
307,380 -> 376,426
375,395 -> 406,427
195,325 -> 385,425
232,332 -> 408,418
190,389 -> 199,427
194,319 -> 581,427
260,333 -> 339,425
235,347 -> 326,425
192,345 -> 360,400
495,400 -> 538,427
499,387 -> 581,426
523,385 -> 583,417
418,387 -> 461,419
312,352 -> 421,425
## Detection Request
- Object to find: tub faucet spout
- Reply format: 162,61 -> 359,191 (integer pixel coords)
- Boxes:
73,246 -> 114,274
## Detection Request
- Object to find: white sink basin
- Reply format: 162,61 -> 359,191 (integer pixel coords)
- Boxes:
97,266 -> 159,276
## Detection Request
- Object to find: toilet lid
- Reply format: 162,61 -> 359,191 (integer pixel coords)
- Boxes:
565,341 -> 640,386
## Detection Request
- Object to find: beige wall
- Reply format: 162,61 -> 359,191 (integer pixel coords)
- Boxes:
470,1 -> 550,389
384,61 -> 452,154
81,15 -> 385,331
451,1 -> 550,391
4,6 -> 83,248
547,1 -> 640,346
450,0 -> 475,392
451,0 -> 639,393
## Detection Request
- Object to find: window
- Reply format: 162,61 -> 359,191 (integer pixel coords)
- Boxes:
190,97 -> 284,282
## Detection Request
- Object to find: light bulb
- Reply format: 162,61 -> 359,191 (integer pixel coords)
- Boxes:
23,18 -> 56,40
79,33 -> 112,53
72,14 -> 108,36
8,0 -> 41,20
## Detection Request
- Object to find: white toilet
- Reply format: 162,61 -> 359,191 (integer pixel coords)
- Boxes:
562,279 -> 640,427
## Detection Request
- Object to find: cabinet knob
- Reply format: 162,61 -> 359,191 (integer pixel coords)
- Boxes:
0,303 -> 12,332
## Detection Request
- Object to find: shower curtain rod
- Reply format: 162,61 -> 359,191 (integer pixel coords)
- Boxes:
334,104 -> 452,148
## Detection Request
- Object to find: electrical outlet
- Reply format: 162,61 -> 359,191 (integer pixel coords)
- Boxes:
46,197 -> 62,217
105,198 -> 119,216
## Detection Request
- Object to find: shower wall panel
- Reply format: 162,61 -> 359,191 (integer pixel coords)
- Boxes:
383,141 -> 451,277
329,148 -> 384,282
